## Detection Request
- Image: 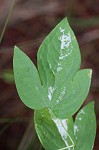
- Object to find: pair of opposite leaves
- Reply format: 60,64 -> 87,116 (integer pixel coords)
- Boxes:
13,18 -> 96,150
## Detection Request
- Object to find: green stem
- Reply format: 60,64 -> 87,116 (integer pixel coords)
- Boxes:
0,0 -> 16,43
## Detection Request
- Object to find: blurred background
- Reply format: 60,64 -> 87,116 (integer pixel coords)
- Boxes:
0,0 -> 99,149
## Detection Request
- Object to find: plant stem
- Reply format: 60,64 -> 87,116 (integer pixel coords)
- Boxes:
0,0 -> 16,43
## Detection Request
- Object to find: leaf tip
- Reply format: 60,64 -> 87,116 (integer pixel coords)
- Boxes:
14,45 -> 20,53
14,45 -> 18,49
88,69 -> 92,79
85,101 -> 95,111
63,17 -> 69,24
13,46 -> 22,70
14,46 -> 23,60
14,46 -> 18,56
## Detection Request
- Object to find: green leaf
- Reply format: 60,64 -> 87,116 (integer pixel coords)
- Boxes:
37,18 -> 92,118
37,18 -> 81,87
34,109 -> 76,150
51,69 -> 92,118
13,46 -> 49,109
14,18 -> 92,118
74,102 -> 96,150
13,18 -> 96,150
